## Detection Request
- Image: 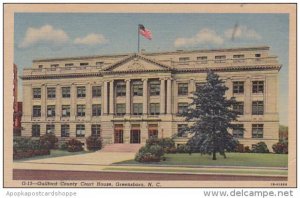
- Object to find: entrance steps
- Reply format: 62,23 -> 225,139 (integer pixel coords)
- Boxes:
100,143 -> 143,153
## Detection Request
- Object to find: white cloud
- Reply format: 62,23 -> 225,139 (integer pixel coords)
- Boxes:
74,33 -> 108,46
174,28 -> 224,47
224,25 -> 262,40
19,25 -> 69,48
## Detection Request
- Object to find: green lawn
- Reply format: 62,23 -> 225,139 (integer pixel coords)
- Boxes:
14,150 -> 91,162
115,153 -> 288,167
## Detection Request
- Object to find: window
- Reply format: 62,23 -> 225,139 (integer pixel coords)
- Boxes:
47,88 -> 56,98
179,57 -> 190,63
195,82 -> 205,92
61,124 -> 70,137
255,54 -> 261,57
252,124 -> 263,138
149,80 -> 160,96
178,103 -> 188,114
51,64 -> 59,69
62,105 -> 70,117
233,81 -> 244,94
233,102 -> 244,115
178,83 -> 188,95
252,81 -> 264,93
252,101 -> 264,115
178,124 -> 188,137
132,81 -> 143,96
150,103 -> 160,115
133,103 -> 143,115
38,65 -> 43,69
32,105 -> 41,117
46,124 -> 55,134
116,82 -> 126,97
65,63 -> 74,67
91,124 -> 101,137
215,55 -> 226,63
92,86 -> 101,97
32,124 -> 40,137
232,124 -> 244,138
62,87 -> 70,98
148,124 -> 158,138
33,88 -> 41,99
96,62 -> 104,66
116,104 -> 126,116
76,124 -> 85,137
47,105 -> 56,117
80,63 -> 89,66
92,104 -> 101,116
197,56 -> 208,64
77,105 -> 86,116
77,86 -> 86,98
233,54 -> 245,62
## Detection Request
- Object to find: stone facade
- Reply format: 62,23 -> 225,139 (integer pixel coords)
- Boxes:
20,46 -> 281,150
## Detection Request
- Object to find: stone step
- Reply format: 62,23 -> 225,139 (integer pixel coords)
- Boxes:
100,143 -> 143,153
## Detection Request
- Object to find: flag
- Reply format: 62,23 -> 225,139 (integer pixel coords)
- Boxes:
139,24 -> 152,40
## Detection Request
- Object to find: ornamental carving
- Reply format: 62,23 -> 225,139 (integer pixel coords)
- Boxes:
128,58 -> 145,71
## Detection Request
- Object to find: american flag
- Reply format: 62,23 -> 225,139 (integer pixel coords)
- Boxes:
139,24 -> 152,40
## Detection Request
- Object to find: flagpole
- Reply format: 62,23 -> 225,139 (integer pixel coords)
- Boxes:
137,25 -> 140,53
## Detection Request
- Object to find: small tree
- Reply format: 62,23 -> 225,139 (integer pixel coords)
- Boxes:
182,70 -> 241,160
86,136 -> 103,151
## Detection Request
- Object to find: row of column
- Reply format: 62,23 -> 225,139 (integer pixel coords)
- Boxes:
102,78 -> 172,115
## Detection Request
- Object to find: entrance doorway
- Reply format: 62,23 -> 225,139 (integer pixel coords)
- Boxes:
148,124 -> 158,139
130,124 -> 141,144
114,124 -> 124,143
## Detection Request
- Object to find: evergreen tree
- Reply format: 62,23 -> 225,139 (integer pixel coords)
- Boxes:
181,70 -> 241,160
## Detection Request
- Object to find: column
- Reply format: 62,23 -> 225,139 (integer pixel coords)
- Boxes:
102,81 -> 108,115
55,84 -> 61,121
142,78 -> 148,115
86,83 -> 92,119
160,78 -> 165,114
125,79 -> 131,115
22,83 -> 32,121
173,81 -> 178,114
70,83 -> 76,120
41,84 -> 46,120
244,77 -> 252,115
225,78 -> 233,98
109,80 -> 114,115
166,78 -> 172,114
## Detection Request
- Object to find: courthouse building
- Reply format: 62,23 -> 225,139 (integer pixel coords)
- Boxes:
20,46 -> 281,150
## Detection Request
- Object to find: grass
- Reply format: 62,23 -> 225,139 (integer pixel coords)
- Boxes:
115,153 -> 288,168
14,149 -> 91,162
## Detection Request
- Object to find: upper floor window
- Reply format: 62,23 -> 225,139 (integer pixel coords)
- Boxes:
50,64 -> 59,69
178,103 -> 188,114
132,81 -> 143,96
116,104 -> 126,116
252,101 -> 264,115
179,57 -> 190,63
80,63 -> 89,66
92,86 -> 101,97
96,62 -> 104,66
61,124 -> 70,137
150,103 -> 160,115
65,63 -> 74,67
233,102 -> 244,115
177,124 -> 188,137
32,105 -> 41,117
62,105 -> 70,117
38,65 -> 43,69
33,88 -> 41,99
233,81 -> 244,94
233,54 -> 245,63
91,124 -> 101,137
252,81 -> 264,93
47,88 -> 56,99
46,124 -> 55,134
32,124 -> 40,137
116,82 -> 126,97
62,87 -> 70,98
255,54 -> 261,61
149,80 -> 160,96
252,124 -> 263,138
232,124 -> 244,138
133,103 -> 143,115
92,104 -> 101,116
215,55 -> 226,63
77,86 -> 86,98
77,105 -> 86,117
197,56 -> 208,64
195,82 -> 206,92
178,83 -> 188,96
76,124 -> 85,137
47,105 -> 56,117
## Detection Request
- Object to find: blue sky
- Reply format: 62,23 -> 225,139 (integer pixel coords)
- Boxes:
14,13 -> 289,125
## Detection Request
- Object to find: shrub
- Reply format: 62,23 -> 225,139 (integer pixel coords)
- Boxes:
165,147 -> 177,154
135,144 -> 164,163
67,139 -> 84,152
177,144 -> 190,153
252,142 -> 270,153
40,133 -> 58,149
58,141 -> 68,150
244,146 -> 251,153
86,136 -> 103,151
272,141 -> 288,154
